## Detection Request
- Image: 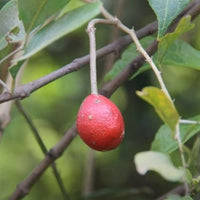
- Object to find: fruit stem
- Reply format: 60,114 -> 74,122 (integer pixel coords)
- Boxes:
87,19 -> 117,95
87,21 -> 98,95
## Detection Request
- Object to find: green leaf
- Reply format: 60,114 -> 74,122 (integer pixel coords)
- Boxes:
134,151 -> 185,182
148,0 -> 190,38
15,2 -> 101,62
117,38 -> 200,80
0,1 -> 10,10
158,15 -> 194,64
164,194 -> 193,200
9,60 -> 25,79
18,0 -> 70,32
0,0 -> 25,50
151,115 -> 200,154
190,137 -> 200,172
56,0 -> 85,19
183,196 -> 193,200
146,39 -> 200,71
162,39 -> 200,70
130,64 -> 150,80
136,86 -> 179,135
105,36 -> 155,81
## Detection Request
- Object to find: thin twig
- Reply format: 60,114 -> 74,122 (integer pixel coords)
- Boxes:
0,79 -> 10,93
15,101 -> 70,200
0,43 -> 25,137
8,123 -> 77,200
0,74 -> 16,137
0,0 -> 199,105
100,40 -> 158,97
0,21 -> 158,104
175,123 -> 188,193
180,119 -> 200,125
0,46 -> 23,65
100,3 -> 189,192
100,6 -> 172,100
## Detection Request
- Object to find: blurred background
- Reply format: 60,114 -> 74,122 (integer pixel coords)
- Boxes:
1,0 -> 200,199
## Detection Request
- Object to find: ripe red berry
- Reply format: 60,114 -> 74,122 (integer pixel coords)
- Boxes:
76,94 -> 125,151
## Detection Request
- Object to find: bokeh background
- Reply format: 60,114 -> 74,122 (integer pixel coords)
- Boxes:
1,0 -> 200,199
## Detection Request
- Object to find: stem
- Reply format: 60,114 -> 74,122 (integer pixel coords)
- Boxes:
0,79 -> 10,92
100,4 -> 188,192
180,119 -> 200,124
100,6 -> 171,100
0,46 -> 23,65
87,19 -> 117,95
87,21 -> 98,95
15,101 -> 70,200
175,123 -> 189,194
128,30 -> 171,100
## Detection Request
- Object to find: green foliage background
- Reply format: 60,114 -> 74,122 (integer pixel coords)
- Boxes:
1,0 -> 200,200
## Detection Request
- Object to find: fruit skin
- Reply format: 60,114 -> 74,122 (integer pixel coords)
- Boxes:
76,94 -> 125,151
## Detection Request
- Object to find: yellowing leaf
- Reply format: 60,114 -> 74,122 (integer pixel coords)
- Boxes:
136,86 -> 179,135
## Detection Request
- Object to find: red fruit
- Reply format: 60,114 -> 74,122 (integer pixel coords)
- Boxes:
76,94 -> 125,151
